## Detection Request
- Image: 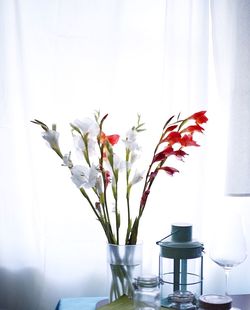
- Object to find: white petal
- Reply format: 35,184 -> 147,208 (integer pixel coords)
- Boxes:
62,153 -> 73,168
71,165 -> 86,188
88,165 -> 98,188
96,175 -> 103,195
73,118 -> 99,137
131,170 -> 145,185
42,130 -> 59,149
113,154 -> 126,171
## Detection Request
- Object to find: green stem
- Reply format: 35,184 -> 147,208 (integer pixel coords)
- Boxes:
114,176 -> 119,245
125,149 -> 132,244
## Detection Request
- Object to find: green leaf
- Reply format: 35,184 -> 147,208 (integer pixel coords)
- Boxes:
70,123 -> 82,134
100,113 -> 108,128
31,119 -> 49,131
178,118 -> 189,131
128,217 -> 139,245
163,115 -> 175,130
98,295 -> 169,309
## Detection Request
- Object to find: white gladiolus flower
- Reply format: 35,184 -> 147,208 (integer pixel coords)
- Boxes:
123,129 -> 140,152
130,170 -> 145,186
73,135 -> 96,156
96,175 -> 103,195
73,117 -> 99,138
42,130 -> 60,150
113,154 -> 126,171
130,150 -> 141,164
71,165 -> 98,189
62,153 -> 73,168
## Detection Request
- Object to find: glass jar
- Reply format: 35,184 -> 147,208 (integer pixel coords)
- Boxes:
167,291 -> 196,309
133,275 -> 160,310
198,294 -> 232,309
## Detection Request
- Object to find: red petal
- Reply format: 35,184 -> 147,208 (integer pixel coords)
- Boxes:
189,111 -> 208,124
107,134 -> 120,145
180,124 -> 204,134
181,134 -> 200,147
153,146 -> 174,162
159,166 -> 179,176
162,131 -> 182,145
174,149 -> 188,159
104,170 -> 111,187
100,132 -> 120,145
165,124 -> 178,132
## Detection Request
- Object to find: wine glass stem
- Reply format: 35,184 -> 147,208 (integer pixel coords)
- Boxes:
224,269 -> 230,296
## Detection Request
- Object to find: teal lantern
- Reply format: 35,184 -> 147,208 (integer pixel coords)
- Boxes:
157,223 -> 204,308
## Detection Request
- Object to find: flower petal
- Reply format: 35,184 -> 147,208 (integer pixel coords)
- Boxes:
42,129 -> 59,150
180,124 -> 204,134
153,146 -> 174,162
130,170 -> 145,186
162,131 -> 182,145
73,117 -> 99,137
107,134 -> 120,145
71,165 -> 98,189
159,166 -> 179,176
181,134 -> 200,147
188,111 -> 208,124
174,149 -> 188,160
100,132 -> 120,145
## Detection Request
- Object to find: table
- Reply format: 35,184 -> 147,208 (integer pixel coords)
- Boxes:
55,295 -> 171,310
55,297 -> 106,310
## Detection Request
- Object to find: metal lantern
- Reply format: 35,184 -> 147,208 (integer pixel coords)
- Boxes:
157,223 -> 204,308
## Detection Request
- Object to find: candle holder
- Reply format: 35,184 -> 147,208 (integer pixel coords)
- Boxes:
157,223 -> 204,308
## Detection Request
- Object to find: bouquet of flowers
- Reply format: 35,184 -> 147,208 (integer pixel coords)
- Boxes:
32,110 -> 207,246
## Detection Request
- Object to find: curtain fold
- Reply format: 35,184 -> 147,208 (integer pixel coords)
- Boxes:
1,1 -> 249,309
210,0 -> 250,196
207,0 -> 250,295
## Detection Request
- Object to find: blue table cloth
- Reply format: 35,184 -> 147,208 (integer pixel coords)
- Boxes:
55,297 -> 106,310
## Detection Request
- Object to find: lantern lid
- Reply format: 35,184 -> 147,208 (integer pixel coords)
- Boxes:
157,223 -> 204,259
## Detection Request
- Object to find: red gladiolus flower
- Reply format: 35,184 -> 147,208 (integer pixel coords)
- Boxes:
159,166 -> 179,176
104,170 -> 111,187
180,124 -> 204,134
153,146 -> 174,162
181,134 -> 200,147
107,134 -> 120,145
189,111 -> 208,124
174,149 -> 188,160
162,131 -> 182,145
100,132 -> 120,145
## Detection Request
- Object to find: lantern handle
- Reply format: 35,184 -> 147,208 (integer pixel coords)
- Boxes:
156,230 -> 181,245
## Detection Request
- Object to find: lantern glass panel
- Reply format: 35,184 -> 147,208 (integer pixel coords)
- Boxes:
159,256 -> 203,307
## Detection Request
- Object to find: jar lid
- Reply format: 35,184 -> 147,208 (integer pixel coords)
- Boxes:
136,275 -> 159,287
169,290 -> 194,303
199,294 -> 232,309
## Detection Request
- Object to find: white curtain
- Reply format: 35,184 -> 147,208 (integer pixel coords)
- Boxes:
0,0 -> 250,309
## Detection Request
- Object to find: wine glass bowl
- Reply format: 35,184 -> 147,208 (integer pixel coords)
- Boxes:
209,214 -> 247,295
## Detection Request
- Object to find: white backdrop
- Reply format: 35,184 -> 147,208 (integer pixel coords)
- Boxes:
1,1 -> 250,309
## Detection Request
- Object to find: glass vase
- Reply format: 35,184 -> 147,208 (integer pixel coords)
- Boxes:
107,243 -> 142,302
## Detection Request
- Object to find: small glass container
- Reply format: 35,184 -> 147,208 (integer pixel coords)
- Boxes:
198,294 -> 232,309
133,275 -> 160,310
168,291 -> 196,309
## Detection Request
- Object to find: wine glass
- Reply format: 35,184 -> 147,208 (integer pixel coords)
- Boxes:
209,213 -> 247,296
